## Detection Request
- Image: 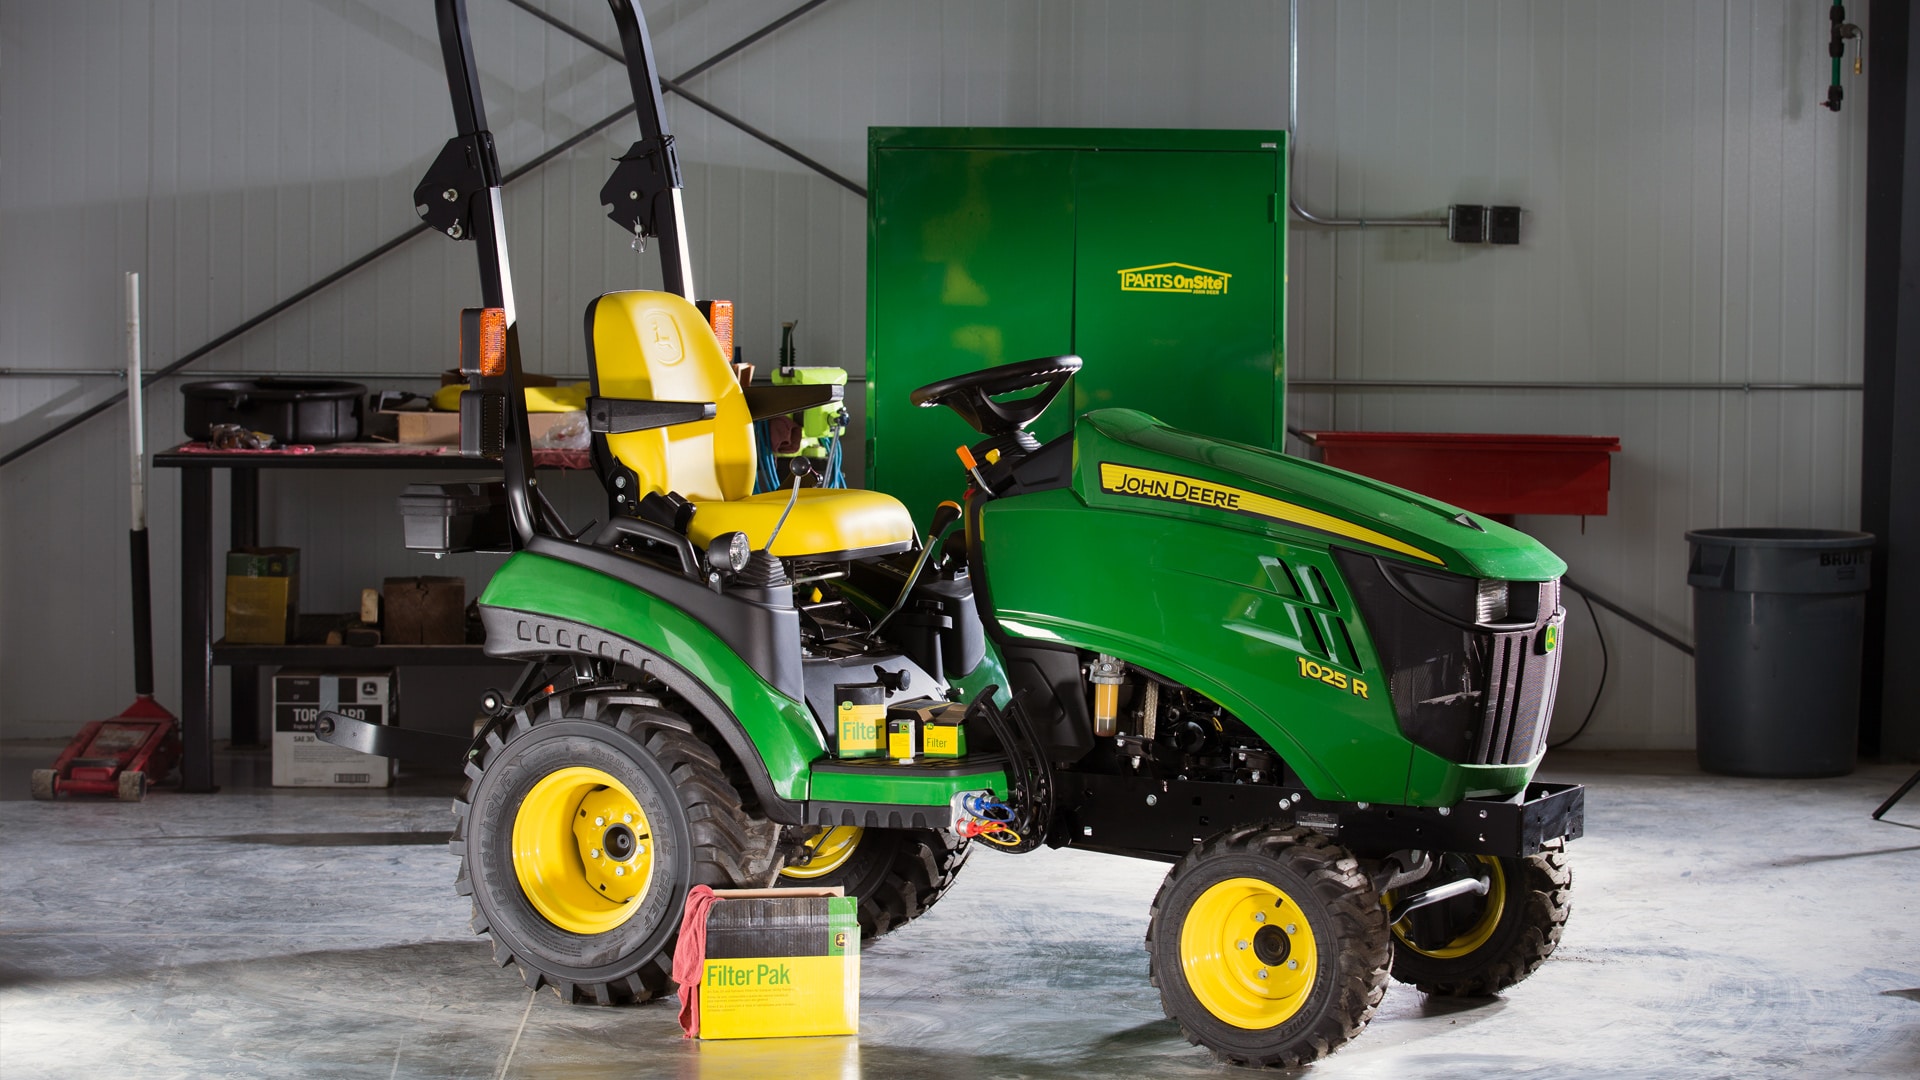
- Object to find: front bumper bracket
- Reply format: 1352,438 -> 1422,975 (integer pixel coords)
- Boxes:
1055,775 -> 1584,861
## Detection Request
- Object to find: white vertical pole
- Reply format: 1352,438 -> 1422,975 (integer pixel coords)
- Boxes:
126,272 -> 146,531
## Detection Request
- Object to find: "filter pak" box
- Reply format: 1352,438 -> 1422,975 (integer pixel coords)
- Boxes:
271,670 -> 394,787
698,887 -> 859,1039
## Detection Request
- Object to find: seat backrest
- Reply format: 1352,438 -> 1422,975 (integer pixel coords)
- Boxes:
586,290 -> 755,503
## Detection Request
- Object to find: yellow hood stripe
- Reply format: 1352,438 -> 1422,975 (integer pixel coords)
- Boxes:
1098,463 -> 1444,566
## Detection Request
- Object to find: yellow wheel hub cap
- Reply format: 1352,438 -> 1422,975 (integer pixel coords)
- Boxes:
781,825 -> 863,880
512,766 -> 654,935
1390,856 -> 1506,959
1180,877 -> 1319,1030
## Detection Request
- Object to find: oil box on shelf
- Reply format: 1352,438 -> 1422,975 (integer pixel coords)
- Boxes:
224,547 -> 300,644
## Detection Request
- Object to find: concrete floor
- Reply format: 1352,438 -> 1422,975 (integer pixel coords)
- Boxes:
1,742 -> 1916,1079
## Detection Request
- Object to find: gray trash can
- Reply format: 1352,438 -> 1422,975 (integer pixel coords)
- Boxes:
1686,527 -> 1874,777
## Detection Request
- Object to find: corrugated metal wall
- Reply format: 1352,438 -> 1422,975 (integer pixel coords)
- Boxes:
0,0 -> 1867,750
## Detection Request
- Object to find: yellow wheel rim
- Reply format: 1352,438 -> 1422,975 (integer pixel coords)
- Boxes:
780,825 -> 864,880
1389,857 -> 1506,959
1179,877 -> 1319,1030
511,766 -> 655,935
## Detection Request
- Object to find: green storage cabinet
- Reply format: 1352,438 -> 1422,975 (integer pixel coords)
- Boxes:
867,127 -> 1288,525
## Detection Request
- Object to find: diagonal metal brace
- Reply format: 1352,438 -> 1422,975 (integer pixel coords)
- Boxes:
414,133 -> 500,242
314,710 -> 475,766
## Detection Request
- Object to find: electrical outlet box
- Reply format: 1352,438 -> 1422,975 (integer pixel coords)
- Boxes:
1488,206 -> 1523,245
1448,204 -> 1485,244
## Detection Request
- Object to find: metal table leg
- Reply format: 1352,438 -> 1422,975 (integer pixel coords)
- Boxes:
1873,767 -> 1920,820
179,465 -> 216,792
229,467 -> 261,746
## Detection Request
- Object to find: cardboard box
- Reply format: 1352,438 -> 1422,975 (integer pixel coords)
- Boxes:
225,547 -> 300,644
383,576 -> 466,644
383,409 -> 583,447
272,670 -> 395,787
697,888 -> 859,1039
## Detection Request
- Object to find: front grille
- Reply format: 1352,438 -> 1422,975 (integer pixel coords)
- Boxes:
1472,621 -> 1563,765
1335,550 -> 1566,767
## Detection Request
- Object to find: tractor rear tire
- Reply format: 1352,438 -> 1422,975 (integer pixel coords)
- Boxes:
454,691 -> 780,1005
1148,824 -> 1391,1068
779,825 -> 969,940
1386,841 -> 1572,997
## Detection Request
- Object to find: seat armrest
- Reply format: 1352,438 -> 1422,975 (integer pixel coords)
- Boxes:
743,383 -> 842,421
587,397 -> 716,434
591,515 -> 700,577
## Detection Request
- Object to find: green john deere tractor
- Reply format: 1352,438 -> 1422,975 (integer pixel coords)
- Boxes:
318,2 -> 1584,1066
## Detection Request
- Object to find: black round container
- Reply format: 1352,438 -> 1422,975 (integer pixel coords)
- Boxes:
181,377 -> 366,444
1685,527 -> 1874,777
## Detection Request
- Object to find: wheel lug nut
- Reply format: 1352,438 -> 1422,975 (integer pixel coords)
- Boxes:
1236,940 -> 1248,950
623,813 -> 633,823
590,848 -> 601,859
595,816 -> 606,827
1288,959 -> 1299,970
614,866 -> 626,877
1253,912 -> 1266,923
1257,969 -> 1268,980
1285,923 -> 1297,935
636,844 -> 646,856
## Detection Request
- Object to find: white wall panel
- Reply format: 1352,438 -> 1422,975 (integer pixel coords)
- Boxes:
1,1 -> 1868,752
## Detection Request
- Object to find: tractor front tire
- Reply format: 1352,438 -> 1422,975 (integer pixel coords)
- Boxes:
1386,841 -> 1572,997
1147,824 -> 1391,1068
454,691 -> 779,1005
779,825 -> 969,940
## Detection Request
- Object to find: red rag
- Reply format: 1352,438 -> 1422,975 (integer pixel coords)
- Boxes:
672,885 -> 721,1037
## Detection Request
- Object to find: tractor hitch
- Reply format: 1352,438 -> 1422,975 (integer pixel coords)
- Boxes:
313,710 -> 473,766
1387,873 -> 1490,927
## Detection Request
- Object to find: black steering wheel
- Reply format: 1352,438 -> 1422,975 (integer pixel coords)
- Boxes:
909,355 -> 1082,437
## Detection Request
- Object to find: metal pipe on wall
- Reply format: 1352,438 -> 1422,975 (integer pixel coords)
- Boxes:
1289,379 -> 1866,392
1288,0 -> 1448,229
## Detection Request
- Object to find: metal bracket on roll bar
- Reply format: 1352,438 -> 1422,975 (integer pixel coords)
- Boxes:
314,710 -> 474,766
600,135 -> 682,243
414,134 -> 497,241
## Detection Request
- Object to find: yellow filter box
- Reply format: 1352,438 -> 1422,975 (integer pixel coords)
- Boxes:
699,888 -> 859,1039
922,720 -> 966,758
834,686 -> 886,759
886,700 -> 967,758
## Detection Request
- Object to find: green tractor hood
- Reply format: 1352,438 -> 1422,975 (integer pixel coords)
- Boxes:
1076,410 -> 1567,581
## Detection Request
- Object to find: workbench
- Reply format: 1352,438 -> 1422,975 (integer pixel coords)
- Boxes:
154,442 -> 588,792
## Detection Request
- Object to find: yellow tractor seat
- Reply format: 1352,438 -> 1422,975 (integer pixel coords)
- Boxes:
586,289 -> 916,560
687,488 -> 914,559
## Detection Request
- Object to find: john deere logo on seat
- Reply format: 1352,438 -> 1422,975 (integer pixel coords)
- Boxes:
641,310 -> 684,365
1117,262 -> 1232,296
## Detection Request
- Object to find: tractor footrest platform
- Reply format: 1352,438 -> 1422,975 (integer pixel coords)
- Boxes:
803,801 -> 959,830
806,753 -> 1010,829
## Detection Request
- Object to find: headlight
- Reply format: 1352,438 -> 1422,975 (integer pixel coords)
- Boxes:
706,531 -> 750,575
1475,579 -> 1510,624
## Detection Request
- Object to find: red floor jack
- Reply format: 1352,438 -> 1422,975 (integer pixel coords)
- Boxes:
33,273 -> 181,801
